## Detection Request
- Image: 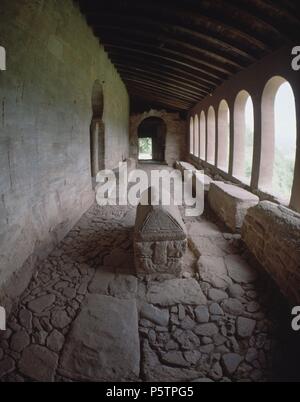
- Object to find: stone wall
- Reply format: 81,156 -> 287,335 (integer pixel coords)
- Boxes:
130,110 -> 186,166
242,201 -> 300,304
0,0 -> 129,310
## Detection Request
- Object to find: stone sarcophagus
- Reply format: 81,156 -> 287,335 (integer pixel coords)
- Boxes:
134,187 -> 187,277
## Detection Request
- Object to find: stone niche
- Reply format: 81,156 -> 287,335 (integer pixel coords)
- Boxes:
134,187 -> 187,277
242,201 -> 300,304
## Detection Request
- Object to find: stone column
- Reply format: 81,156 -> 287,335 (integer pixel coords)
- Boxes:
250,94 -> 262,190
290,91 -> 300,213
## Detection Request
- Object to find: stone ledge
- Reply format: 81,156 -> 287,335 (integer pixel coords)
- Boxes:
175,161 -> 198,174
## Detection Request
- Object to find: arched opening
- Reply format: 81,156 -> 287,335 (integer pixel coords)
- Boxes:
233,91 -> 254,183
217,100 -> 230,172
260,77 -> 297,201
138,117 -> 167,162
190,117 -> 194,155
90,80 -> 105,178
194,115 -> 199,157
200,111 -> 206,160
207,106 -> 216,165
0,46 -> 6,71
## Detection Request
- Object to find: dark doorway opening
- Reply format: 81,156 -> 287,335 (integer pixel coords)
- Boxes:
138,117 -> 167,162
90,80 -> 105,179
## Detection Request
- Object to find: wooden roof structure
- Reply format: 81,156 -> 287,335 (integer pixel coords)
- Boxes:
77,0 -> 300,112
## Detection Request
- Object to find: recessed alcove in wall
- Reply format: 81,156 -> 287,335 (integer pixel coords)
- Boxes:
90,80 -> 105,178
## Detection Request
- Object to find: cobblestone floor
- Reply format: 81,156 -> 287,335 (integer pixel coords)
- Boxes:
0,166 -> 299,382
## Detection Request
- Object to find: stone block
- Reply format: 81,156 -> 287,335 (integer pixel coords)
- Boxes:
208,181 -> 259,232
175,161 -> 197,175
242,201 -> 300,304
192,172 -> 213,193
59,295 -> 140,381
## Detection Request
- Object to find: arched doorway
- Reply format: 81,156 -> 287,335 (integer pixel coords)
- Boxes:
90,80 -> 105,178
138,117 -> 167,162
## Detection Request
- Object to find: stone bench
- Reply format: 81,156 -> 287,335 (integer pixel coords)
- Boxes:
192,172 -> 213,194
175,161 -> 213,193
242,201 -> 300,304
134,187 -> 187,277
208,181 -> 259,232
175,161 -> 197,175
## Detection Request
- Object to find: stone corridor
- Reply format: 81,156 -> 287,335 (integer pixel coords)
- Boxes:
0,166 -> 298,383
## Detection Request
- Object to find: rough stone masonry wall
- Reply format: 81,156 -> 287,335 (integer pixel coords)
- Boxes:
242,201 -> 300,305
130,110 -> 186,166
0,0 -> 129,311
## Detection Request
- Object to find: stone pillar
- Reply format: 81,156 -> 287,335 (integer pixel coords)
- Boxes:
290,92 -> 300,213
232,92 -> 248,178
217,101 -> 230,172
228,100 -> 235,177
250,95 -> 262,190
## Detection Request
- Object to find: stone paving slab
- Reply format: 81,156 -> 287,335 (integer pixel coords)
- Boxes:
146,279 -> 207,306
59,294 -> 140,382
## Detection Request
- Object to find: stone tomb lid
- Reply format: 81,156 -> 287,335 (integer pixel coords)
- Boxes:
211,181 -> 259,202
135,187 -> 187,242
177,161 -> 198,172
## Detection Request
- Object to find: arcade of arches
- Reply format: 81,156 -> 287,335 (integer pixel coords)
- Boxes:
0,0 -> 300,383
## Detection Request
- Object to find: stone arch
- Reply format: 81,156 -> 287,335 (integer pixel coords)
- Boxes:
233,90 -> 254,183
90,80 -> 105,178
260,76 -> 297,201
138,117 -> 167,162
